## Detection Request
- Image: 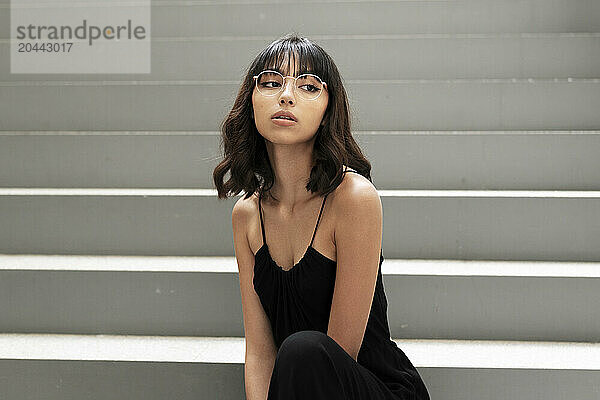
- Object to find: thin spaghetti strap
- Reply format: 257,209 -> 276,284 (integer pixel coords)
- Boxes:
258,192 -> 266,247
310,194 -> 328,247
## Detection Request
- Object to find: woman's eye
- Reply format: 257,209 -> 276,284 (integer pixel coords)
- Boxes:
262,81 -> 280,88
300,84 -> 318,92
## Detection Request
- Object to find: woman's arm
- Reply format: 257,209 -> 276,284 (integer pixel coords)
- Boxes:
327,176 -> 383,362
244,355 -> 276,400
232,196 -> 278,399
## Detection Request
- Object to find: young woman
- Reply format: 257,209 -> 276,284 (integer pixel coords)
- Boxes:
213,34 -> 430,400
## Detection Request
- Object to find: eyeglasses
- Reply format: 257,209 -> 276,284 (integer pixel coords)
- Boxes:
253,70 -> 327,101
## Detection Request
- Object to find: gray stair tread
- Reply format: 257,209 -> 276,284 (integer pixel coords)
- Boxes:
2,333 -> 599,370
1,253 -> 599,278
2,131 -> 599,190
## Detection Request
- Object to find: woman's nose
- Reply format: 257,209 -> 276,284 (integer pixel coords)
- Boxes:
279,77 -> 295,104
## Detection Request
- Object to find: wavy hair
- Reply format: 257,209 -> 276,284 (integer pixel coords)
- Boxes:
213,33 -> 373,201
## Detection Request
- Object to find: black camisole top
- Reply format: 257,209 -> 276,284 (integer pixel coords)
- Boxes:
252,169 -> 430,399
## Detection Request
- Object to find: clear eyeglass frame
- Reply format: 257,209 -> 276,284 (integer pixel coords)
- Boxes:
253,70 -> 327,101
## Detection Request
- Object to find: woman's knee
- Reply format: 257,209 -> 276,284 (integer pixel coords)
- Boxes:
276,330 -> 330,365
269,331 -> 346,397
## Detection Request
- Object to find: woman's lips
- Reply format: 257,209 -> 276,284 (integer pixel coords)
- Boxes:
271,118 -> 297,126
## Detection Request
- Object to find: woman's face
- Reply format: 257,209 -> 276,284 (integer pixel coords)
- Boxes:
252,57 -> 329,144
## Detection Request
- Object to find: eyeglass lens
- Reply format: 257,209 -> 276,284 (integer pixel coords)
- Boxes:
256,71 -> 324,100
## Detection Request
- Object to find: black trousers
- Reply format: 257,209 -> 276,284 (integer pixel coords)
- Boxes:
267,330 -> 401,400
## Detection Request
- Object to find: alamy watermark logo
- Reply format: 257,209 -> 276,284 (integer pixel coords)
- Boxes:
11,0 -> 151,73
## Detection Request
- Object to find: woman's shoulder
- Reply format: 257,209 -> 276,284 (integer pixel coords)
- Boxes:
232,192 -> 261,232
233,191 -> 259,214
232,192 -> 263,253
332,166 -> 379,199
329,167 -> 381,217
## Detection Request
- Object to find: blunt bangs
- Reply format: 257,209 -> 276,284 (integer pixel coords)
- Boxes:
253,37 -> 330,85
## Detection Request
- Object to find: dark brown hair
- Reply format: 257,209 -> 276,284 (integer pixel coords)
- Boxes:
212,33 -> 373,201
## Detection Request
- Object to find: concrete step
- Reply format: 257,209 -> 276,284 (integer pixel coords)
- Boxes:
2,79 -> 600,131
1,189 -> 599,260
2,0 -> 599,38
1,131 -> 598,190
1,79 -> 598,131
1,333 -> 599,400
3,34 -> 599,81
1,254 -> 598,341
